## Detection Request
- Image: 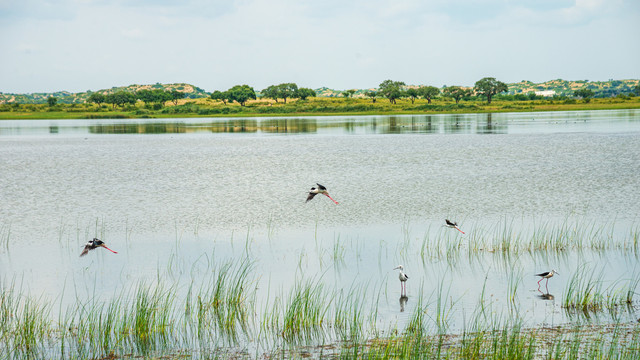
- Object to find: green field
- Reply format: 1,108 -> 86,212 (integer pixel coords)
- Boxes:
1,96 -> 640,120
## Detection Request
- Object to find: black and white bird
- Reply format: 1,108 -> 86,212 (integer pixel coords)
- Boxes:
394,265 -> 409,295
535,269 -> 558,288
80,238 -> 118,257
445,219 -> 465,234
306,183 -> 339,204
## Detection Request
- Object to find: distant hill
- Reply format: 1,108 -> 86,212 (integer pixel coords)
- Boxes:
0,83 -> 209,104
507,79 -> 639,97
1,79 -> 638,104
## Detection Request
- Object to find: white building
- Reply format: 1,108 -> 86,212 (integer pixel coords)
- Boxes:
534,90 -> 556,97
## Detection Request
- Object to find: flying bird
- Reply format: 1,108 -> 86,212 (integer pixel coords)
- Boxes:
80,238 -> 118,257
394,265 -> 409,295
445,219 -> 465,234
535,269 -> 558,288
306,183 -> 339,204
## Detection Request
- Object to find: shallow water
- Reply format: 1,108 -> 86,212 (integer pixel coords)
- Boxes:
1,110 -> 639,353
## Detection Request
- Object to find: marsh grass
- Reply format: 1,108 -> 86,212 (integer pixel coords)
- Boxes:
422,217 -> 638,260
188,257 -> 255,345
561,265 -> 639,316
2,218 -> 640,359
562,265 -> 606,312
281,277 -> 331,343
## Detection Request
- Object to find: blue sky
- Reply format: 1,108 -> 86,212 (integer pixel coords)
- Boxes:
1,0 -> 638,93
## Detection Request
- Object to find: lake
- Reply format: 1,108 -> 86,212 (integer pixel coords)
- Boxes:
1,109 -> 639,357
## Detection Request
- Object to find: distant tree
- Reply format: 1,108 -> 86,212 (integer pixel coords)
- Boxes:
418,86 -> 440,104
261,85 -> 279,103
47,96 -> 58,107
106,91 -> 136,108
136,89 -> 152,103
227,85 -> 256,106
474,77 -> 508,104
405,88 -> 419,104
88,93 -> 106,105
276,83 -> 298,103
295,88 -> 316,100
137,89 -> 173,107
169,90 -> 186,106
573,88 -> 595,103
210,90 -> 230,105
633,85 -> 640,96
342,89 -> 356,98
364,90 -> 378,103
378,80 -> 405,104
443,86 -> 470,104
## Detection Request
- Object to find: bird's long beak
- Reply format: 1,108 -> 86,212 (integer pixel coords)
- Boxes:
100,244 -> 118,254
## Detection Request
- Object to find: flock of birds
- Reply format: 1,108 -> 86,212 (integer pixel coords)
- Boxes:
80,182 -> 559,296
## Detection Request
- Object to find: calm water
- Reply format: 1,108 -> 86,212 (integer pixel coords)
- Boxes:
1,110 -> 639,349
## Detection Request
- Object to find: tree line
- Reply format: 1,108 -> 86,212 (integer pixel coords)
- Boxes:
72,78 -> 639,109
206,78 -> 510,106
211,83 -> 316,106
85,89 -> 186,108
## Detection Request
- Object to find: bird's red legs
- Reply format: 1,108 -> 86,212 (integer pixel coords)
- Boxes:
454,226 -> 465,234
101,245 -> 118,254
324,193 -> 339,204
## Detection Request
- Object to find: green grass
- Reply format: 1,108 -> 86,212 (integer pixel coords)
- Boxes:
2,218 -> 640,359
1,96 -> 639,120
562,265 -> 639,314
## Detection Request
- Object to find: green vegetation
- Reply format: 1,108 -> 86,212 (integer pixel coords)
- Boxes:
1,217 -> 639,358
1,78 -> 639,119
2,92 -> 639,120
474,77 -> 508,104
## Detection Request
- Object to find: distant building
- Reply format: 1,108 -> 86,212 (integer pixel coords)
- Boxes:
534,90 -> 556,97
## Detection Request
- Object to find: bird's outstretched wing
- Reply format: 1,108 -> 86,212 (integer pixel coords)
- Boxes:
316,183 -> 327,190
80,245 -> 90,257
306,192 -> 317,202
445,219 -> 456,226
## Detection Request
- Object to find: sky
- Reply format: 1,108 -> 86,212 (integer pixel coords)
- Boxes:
1,0 -> 639,94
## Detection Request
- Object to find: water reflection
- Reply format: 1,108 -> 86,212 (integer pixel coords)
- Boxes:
1,109 -> 637,137
537,292 -> 555,301
399,295 -> 408,312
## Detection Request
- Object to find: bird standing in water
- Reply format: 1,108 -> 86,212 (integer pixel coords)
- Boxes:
394,265 -> 409,295
445,219 -> 465,234
80,238 -> 118,257
306,183 -> 339,204
535,269 -> 558,289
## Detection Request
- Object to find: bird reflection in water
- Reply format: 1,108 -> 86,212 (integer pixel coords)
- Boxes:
399,295 -> 409,312
537,290 -> 555,301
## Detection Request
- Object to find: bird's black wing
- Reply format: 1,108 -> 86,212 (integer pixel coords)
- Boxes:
535,272 -> 550,277
80,245 -> 91,257
316,183 -> 327,190
445,219 -> 456,226
306,192 -> 317,202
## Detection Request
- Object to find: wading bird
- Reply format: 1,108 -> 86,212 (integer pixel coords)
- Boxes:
445,219 -> 465,234
394,265 -> 409,295
80,238 -> 118,257
306,183 -> 339,204
535,269 -> 558,289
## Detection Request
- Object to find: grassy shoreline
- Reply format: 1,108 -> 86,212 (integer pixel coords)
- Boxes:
1,96 -> 639,120
2,218 -> 639,359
